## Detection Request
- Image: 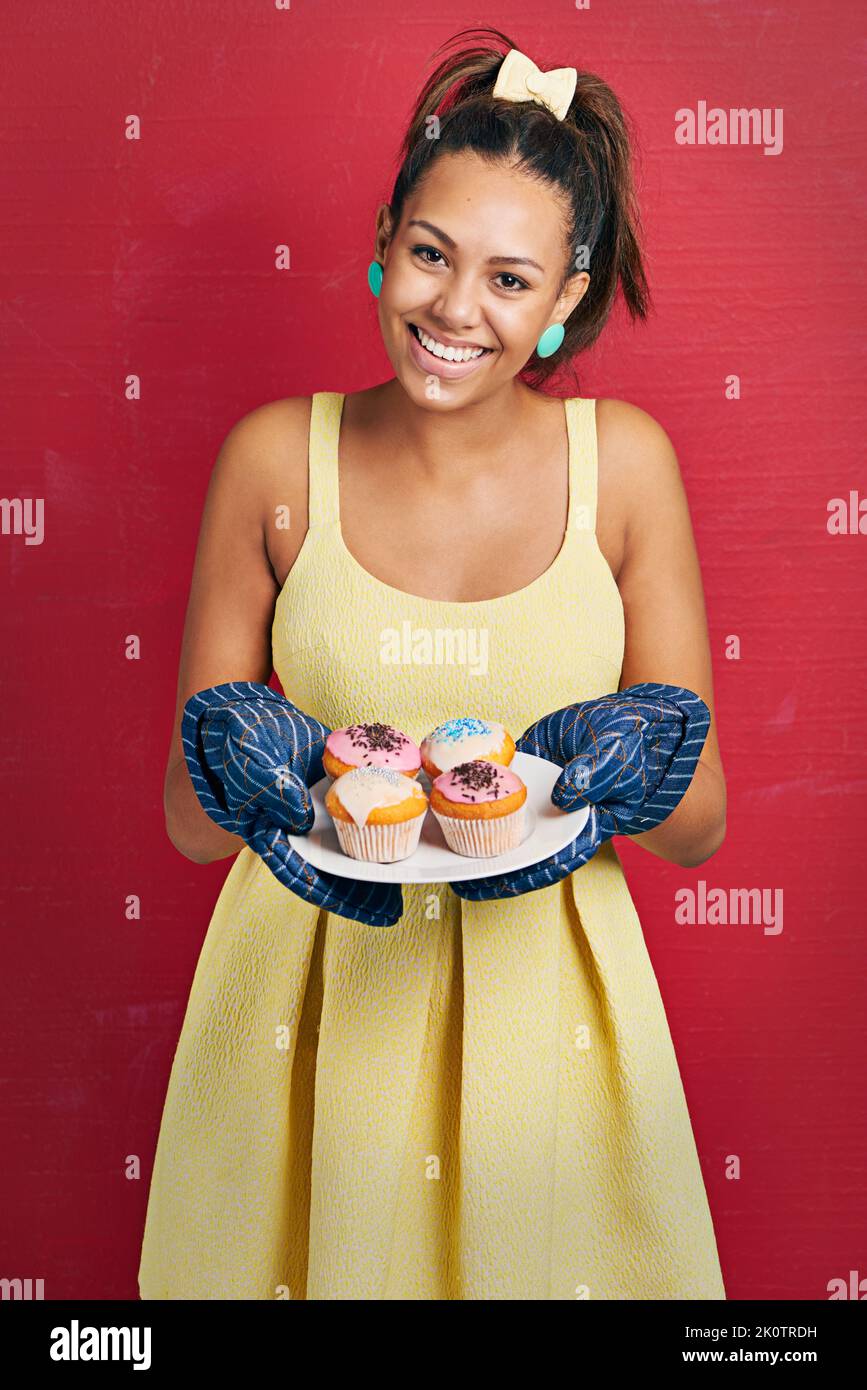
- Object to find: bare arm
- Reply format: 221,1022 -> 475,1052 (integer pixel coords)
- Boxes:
164,399 -> 309,863
600,400 -> 726,868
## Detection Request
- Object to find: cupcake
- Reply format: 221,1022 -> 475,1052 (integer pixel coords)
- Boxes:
323,722 -> 421,780
430,759 -> 527,857
325,766 -> 428,863
420,717 -> 515,780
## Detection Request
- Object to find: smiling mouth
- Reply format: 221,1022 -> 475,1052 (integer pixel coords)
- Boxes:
408,322 -> 494,362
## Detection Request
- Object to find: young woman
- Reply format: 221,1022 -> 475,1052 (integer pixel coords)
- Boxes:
138,27 -> 727,1300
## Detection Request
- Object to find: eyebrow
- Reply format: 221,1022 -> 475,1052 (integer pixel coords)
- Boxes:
407,219 -> 545,273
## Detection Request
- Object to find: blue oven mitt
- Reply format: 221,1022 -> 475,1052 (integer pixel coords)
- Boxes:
181,680 -> 403,927
449,681 -> 711,901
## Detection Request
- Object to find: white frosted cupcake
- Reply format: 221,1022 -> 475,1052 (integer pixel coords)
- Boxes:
429,759 -> 527,858
325,766 -> 428,863
420,717 -> 515,779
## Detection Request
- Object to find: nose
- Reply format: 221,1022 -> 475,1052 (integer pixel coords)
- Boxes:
429,270 -> 484,334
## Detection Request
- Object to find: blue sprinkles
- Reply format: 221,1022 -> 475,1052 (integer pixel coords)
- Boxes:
431,717 -> 492,744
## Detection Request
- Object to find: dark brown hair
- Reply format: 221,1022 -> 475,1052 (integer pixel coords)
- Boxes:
386,26 -> 651,391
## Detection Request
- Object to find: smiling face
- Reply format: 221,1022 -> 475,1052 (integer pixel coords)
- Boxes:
373,149 -> 590,405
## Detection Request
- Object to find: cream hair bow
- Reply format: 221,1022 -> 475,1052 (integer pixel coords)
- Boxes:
492,48 -> 578,121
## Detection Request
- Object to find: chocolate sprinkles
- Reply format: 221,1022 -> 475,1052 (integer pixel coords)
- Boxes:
346,722 -> 406,755
451,759 -> 504,800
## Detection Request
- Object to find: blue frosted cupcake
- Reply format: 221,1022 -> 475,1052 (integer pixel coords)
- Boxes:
420,717 -> 515,780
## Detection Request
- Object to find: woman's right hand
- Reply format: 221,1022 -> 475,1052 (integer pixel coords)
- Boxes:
183,680 -> 404,928
182,679 -> 328,840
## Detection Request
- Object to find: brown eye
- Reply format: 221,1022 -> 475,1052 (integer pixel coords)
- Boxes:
411,246 -> 528,292
495,272 -> 529,293
412,246 -> 446,266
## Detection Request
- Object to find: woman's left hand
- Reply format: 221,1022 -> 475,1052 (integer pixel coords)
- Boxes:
448,681 -> 711,902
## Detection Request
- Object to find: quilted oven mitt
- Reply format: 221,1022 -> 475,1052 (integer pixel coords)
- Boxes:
181,680 -> 403,927
449,681 -> 711,901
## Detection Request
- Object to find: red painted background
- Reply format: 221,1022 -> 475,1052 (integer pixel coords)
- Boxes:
1,0 -> 865,1301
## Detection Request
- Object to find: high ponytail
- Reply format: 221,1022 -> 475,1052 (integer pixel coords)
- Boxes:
386,26 -> 650,390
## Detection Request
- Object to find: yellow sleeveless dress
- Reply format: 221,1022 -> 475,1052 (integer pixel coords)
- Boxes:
138,390 -> 726,1301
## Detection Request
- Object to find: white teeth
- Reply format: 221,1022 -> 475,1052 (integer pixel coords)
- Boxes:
414,325 -> 486,362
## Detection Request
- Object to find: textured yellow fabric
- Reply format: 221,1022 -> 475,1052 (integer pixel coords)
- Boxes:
138,390 -> 726,1301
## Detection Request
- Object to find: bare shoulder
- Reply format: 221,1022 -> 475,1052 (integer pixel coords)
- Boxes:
594,397 -> 683,489
208,396 -> 314,581
213,395 -> 312,494
595,397 -> 682,480
594,397 -> 690,559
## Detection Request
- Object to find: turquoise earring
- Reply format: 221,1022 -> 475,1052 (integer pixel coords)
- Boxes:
536,323 -> 565,358
367,260 -> 383,298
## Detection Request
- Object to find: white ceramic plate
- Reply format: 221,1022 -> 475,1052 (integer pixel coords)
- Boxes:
286,750 -> 589,885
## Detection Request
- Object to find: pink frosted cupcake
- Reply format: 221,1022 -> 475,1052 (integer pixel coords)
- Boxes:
325,767 -> 428,863
429,759 -> 527,857
323,722 -> 421,780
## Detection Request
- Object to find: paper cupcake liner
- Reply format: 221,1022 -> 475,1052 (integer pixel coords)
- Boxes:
332,811 -> 425,863
432,803 -> 526,858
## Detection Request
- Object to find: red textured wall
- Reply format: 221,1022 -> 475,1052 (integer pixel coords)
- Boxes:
2,0 -> 864,1301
